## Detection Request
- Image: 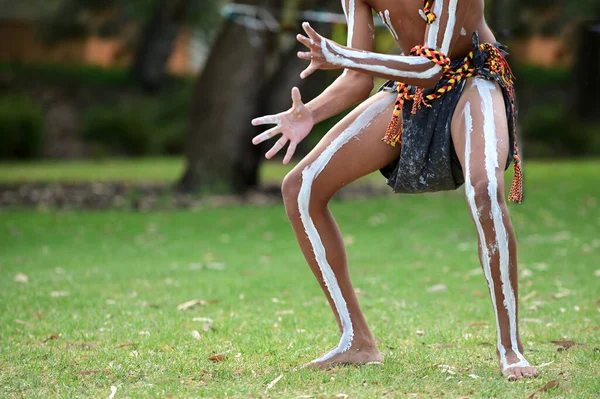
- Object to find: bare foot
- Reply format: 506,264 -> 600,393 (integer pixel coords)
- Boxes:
305,341 -> 384,369
500,350 -> 539,381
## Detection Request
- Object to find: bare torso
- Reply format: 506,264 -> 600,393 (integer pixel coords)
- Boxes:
368,0 -> 496,58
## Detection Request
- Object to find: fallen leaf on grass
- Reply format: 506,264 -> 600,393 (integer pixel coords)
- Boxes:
472,290 -> 485,298
550,340 -> 584,351
67,342 -> 99,349
177,299 -> 208,311
108,385 -> 118,399
468,322 -> 489,328
15,319 -> 33,327
521,291 -> 537,302
265,373 -> 283,392
78,369 -> 111,376
551,290 -> 571,300
208,354 -> 227,362
206,262 -> 226,270
193,317 -> 214,323
527,380 -> 559,399
415,329 -> 425,336
118,343 -> 137,348
595,270 -> 600,277
427,284 -> 448,293
50,291 -> 70,297
15,273 -> 28,283
191,330 -> 201,340
42,333 -> 59,343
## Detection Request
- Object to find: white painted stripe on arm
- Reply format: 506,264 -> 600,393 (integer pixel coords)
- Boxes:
440,0 -> 459,53
425,0 -> 444,48
322,38 -> 442,79
347,0 -> 355,46
300,94 -> 394,363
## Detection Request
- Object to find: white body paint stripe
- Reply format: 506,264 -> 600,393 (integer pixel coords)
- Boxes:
300,94 -> 394,363
425,0 -> 444,48
347,0 -> 355,47
440,0 -> 459,53
476,78 -> 529,369
322,39 -> 442,79
382,10 -> 399,40
463,101 -> 506,367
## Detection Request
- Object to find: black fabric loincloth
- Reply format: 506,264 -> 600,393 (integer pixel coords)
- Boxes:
378,33 -> 516,194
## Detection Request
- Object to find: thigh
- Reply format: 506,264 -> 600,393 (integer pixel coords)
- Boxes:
451,78 -> 510,182
292,91 -> 400,200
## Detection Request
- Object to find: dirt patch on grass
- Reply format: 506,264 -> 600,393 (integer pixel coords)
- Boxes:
0,182 -> 391,210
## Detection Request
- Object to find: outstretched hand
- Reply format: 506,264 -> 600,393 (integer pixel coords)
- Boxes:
296,22 -> 339,79
251,87 -> 314,165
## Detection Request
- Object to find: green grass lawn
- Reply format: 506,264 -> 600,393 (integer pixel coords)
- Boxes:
0,157 -> 298,186
1,161 -> 599,398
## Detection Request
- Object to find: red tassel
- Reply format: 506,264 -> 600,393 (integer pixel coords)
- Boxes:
508,160 -> 523,203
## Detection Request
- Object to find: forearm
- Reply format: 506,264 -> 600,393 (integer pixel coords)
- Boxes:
322,39 -> 443,88
305,71 -> 373,124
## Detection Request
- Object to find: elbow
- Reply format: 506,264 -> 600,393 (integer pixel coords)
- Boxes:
418,69 -> 444,90
342,70 -> 374,101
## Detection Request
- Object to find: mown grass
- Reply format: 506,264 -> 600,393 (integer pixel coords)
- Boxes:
1,161 -> 599,398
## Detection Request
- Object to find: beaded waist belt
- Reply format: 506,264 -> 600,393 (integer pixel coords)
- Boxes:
382,44 -> 523,203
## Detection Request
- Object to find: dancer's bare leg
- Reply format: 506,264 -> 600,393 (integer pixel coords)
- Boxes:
282,91 -> 398,368
451,78 -> 539,380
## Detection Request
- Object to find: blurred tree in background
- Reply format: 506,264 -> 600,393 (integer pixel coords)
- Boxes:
0,0 -> 598,192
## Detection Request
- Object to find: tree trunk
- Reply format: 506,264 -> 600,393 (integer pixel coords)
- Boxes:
489,0 -> 506,40
177,0 -> 280,193
131,0 -> 192,91
573,20 -> 600,121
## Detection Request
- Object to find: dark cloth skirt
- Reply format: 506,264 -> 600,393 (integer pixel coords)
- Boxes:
378,34 -> 516,194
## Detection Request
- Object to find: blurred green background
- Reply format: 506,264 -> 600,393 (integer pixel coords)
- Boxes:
0,0 -> 598,198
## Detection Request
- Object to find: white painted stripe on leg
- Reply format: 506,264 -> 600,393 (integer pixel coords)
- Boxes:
476,78 -> 529,368
299,94 -> 394,363
463,101 -> 506,367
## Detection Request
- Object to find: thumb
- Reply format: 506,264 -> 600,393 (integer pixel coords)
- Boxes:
291,87 -> 302,106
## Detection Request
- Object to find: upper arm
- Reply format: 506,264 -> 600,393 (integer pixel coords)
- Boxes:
424,0 -> 468,55
342,0 -> 374,52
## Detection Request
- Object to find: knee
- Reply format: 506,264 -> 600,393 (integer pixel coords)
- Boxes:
281,169 -> 303,218
281,167 -> 330,220
469,175 -> 505,217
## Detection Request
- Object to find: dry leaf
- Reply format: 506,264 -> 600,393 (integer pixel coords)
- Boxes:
42,333 -> 59,343
108,385 -> 118,399
468,322 -> 489,328
15,273 -> 28,283
551,290 -> 571,300
265,373 -> 283,392
415,329 -> 425,336
427,284 -> 448,293
521,291 -> 537,302
177,299 -> 208,311
528,380 -> 559,399
73,342 -> 99,349
193,317 -> 214,323
15,319 -> 33,327
50,291 -> 69,297
78,369 -> 111,376
550,340 -> 582,351
208,354 -> 227,362
472,290 -> 485,298
191,330 -> 201,340
118,343 -> 137,348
